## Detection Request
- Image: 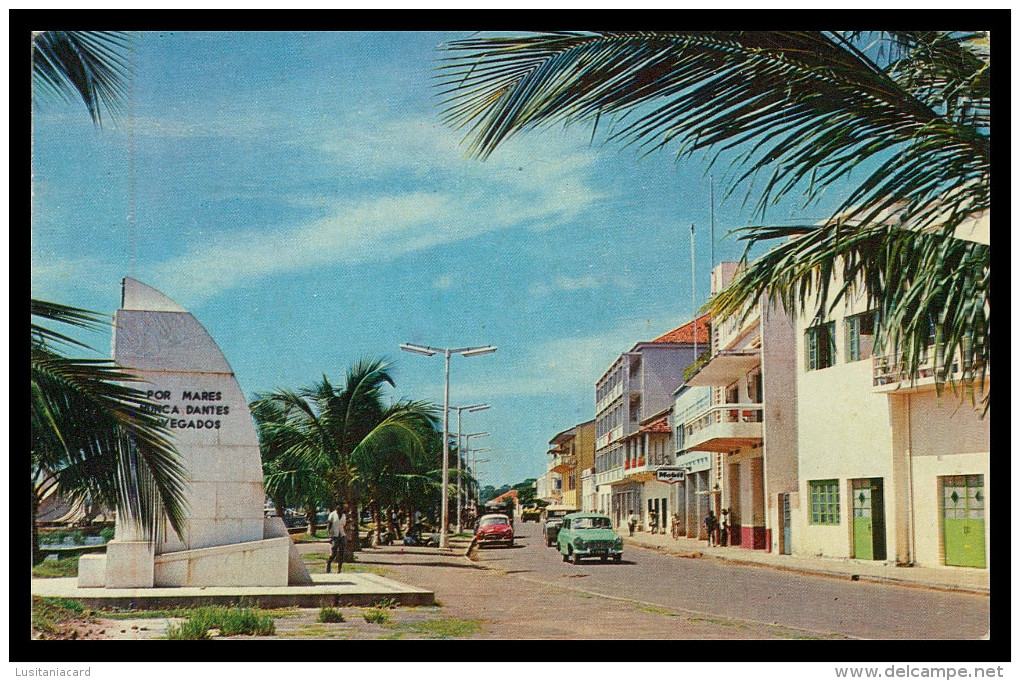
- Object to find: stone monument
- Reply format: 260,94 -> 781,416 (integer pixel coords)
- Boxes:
78,278 -> 311,588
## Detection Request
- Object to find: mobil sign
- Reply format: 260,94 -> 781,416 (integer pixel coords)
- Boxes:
655,466 -> 685,483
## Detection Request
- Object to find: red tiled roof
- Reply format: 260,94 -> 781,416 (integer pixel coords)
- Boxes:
651,312 -> 711,344
640,415 -> 672,434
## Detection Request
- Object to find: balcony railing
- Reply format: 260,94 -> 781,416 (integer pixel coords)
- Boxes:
679,403 -> 763,453
872,350 -> 985,390
550,453 -> 577,473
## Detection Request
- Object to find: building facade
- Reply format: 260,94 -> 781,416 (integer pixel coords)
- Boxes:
793,285 -> 990,569
681,263 -> 798,551
594,314 -> 710,530
548,420 -> 595,510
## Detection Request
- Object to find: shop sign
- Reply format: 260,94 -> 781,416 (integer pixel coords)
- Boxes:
655,466 -> 685,483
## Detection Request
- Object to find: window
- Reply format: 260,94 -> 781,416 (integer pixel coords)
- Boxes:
845,311 -> 877,362
806,322 -> 836,371
809,480 -> 840,525
746,368 -> 763,403
725,380 -> 740,404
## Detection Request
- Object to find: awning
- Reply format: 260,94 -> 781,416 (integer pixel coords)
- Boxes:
685,350 -> 759,386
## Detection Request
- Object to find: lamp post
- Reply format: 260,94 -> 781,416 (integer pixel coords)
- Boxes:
468,449 -> 491,507
399,343 -> 496,548
462,433 -> 489,523
450,405 -> 490,534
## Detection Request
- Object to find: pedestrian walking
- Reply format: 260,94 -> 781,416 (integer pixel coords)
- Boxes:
704,509 -> 718,547
326,504 -> 347,574
719,509 -> 729,547
648,508 -> 659,534
627,511 -> 638,536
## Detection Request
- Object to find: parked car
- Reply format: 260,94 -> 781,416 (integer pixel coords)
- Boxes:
474,513 -> 514,548
521,506 -> 543,522
556,513 -> 624,564
543,505 -> 578,547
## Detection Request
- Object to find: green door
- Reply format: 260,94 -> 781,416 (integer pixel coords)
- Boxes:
942,475 -> 986,568
851,479 -> 874,560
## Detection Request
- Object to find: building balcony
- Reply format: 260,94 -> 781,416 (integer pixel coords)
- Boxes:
684,349 -> 760,387
595,466 -> 625,487
596,382 -> 624,415
679,403 -> 763,452
597,425 -> 625,451
550,453 -> 577,474
712,309 -> 760,356
623,457 -> 661,482
872,351 -> 988,393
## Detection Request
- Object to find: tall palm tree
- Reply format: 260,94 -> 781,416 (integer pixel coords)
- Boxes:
31,301 -> 187,560
251,359 -> 440,556
438,31 -> 990,404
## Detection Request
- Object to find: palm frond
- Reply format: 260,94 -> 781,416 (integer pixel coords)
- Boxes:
31,347 -> 188,539
438,31 -> 990,403
32,30 -> 132,126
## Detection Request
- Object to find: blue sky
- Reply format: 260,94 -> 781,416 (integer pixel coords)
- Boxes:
32,31 -> 853,487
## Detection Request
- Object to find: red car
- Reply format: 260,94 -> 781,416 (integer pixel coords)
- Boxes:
475,513 -> 514,548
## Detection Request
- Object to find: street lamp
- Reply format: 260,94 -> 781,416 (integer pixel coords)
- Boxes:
468,448 -> 491,505
450,405 -> 490,533
462,433 -> 488,522
399,343 -> 497,548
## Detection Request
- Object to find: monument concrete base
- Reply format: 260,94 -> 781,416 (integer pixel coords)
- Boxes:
77,518 -> 313,588
34,574 -> 434,609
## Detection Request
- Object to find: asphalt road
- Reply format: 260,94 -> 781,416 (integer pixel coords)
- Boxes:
468,518 -> 989,640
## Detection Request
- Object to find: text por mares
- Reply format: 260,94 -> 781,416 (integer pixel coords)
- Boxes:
142,389 -> 231,430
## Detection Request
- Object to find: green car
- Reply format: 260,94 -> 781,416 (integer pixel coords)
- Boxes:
557,513 -> 624,564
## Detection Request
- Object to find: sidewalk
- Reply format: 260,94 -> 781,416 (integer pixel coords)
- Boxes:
623,531 -> 989,595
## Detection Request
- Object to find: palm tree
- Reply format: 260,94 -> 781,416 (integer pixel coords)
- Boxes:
31,300 -> 187,561
251,359 -> 440,557
438,31 -> 990,404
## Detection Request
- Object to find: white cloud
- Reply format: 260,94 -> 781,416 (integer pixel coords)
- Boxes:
142,114 -> 606,304
433,274 -> 454,290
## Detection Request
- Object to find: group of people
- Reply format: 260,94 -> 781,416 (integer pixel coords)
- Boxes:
624,507 -> 732,547
703,509 -> 732,547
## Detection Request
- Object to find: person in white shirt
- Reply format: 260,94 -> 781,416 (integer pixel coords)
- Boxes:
326,505 -> 347,574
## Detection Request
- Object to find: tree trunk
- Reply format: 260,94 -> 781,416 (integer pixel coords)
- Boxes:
343,501 -> 357,561
372,499 -> 382,545
305,500 -> 317,536
32,484 -> 41,565
389,509 -> 402,540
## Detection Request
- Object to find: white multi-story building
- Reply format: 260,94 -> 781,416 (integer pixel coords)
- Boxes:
681,263 -> 798,552
793,281 -> 990,569
594,314 -> 710,529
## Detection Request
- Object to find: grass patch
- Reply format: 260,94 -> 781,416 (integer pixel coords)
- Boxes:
393,618 -> 482,639
373,597 -> 397,609
163,605 -> 276,639
293,530 -> 330,543
362,608 -> 391,624
32,556 -> 80,578
165,618 -> 211,640
378,631 -> 406,640
772,631 -> 823,640
103,606 -> 299,620
32,597 -> 90,637
637,605 -> 681,617
317,607 -> 345,623
689,616 -> 735,627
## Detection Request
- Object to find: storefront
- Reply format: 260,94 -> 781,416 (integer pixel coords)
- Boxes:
675,451 -> 714,539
